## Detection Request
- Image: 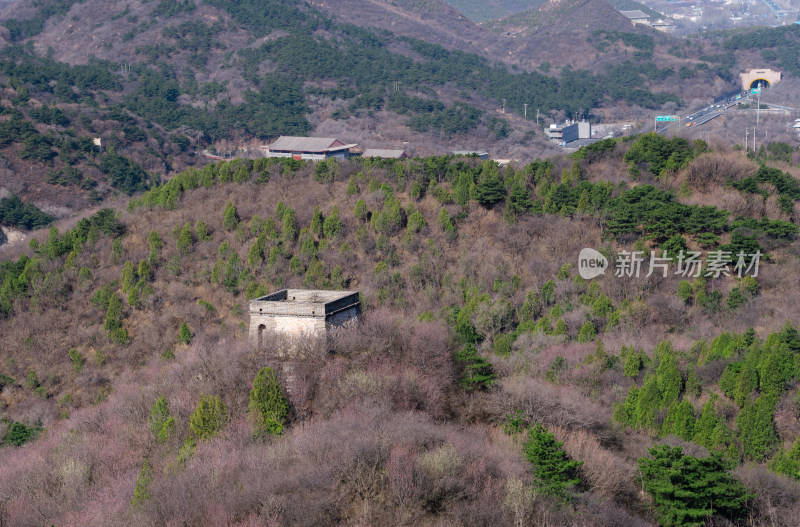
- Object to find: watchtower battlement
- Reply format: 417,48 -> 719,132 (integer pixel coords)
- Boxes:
248,289 -> 360,348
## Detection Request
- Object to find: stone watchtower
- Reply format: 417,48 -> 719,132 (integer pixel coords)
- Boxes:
248,289 -> 361,348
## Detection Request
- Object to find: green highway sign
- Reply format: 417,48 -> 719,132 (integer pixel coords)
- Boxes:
751,87 -> 761,95
656,115 -> 679,122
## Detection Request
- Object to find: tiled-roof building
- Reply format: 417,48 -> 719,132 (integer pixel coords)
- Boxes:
620,9 -> 650,26
261,136 -> 358,161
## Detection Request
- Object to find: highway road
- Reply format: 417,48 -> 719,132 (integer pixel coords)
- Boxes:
761,0 -> 784,18
656,93 -> 749,135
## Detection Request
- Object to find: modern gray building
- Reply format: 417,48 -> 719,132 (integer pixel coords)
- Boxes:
547,121 -> 592,145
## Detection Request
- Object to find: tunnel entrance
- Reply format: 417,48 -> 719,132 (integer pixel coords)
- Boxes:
740,69 -> 780,91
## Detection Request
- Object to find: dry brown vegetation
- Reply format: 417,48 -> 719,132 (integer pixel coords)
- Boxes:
0,146 -> 799,525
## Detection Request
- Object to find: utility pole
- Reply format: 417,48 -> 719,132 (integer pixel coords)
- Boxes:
536,108 -> 539,125
756,83 -> 761,129
524,103 -> 528,119
745,128 -> 748,151
502,98 -> 506,114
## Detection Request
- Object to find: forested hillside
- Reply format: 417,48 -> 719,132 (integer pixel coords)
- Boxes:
0,0 -> 714,222
0,0 -> 793,223
1,3 -> 800,523
0,0 -> 692,131
1,134 -> 800,525
0,49 -> 189,222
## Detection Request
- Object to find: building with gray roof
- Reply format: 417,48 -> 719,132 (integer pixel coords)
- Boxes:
361,148 -> 409,159
261,136 -> 358,161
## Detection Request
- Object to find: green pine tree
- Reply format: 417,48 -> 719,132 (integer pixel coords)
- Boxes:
613,385 -> 638,426
104,293 -> 123,332
661,400 -> 696,441
282,208 -> 297,243
310,206 -> 324,237
454,344 -> 496,390
622,346 -> 643,378
232,161 -> 251,183
247,233 -> 268,268
68,348 -> 83,373
275,200 -> 286,222
541,280 -> 555,306
736,394 -> 779,461
506,181 -> 532,215
474,168 -> 506,207
138,260 -> 152,282
524,423 -> 583,500
733,365 -> 757,407
638,445 -> 752,527
519,291 -> 542,322
189,394 -> 226,441
693,395 -> 729,451
437,208 -> 451,229
354,199 -> 368,221
635,375 -> 663,430
176,222 -> 194,255
323,206 -> 342,239
120,260 -> 137,294
222,201 -> 239,231
678,280 -> 693,304
147,230 -> 163,266
195,218 -> 210,241
150,395 -> 175,443
217,162 -> 231,183
769,437 -> 800,480
577,321 -> 596,342
131,458 -> 154,506
685,368 -> 701,397
178,321 -> 193,344
223,253 -> 243,292
346,175 -> 359,196
576,189 -> 591,213
656,353 -> 683,406
248,367 -> 289,437
552,318 -> 567,336
200,164 -> 215,188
